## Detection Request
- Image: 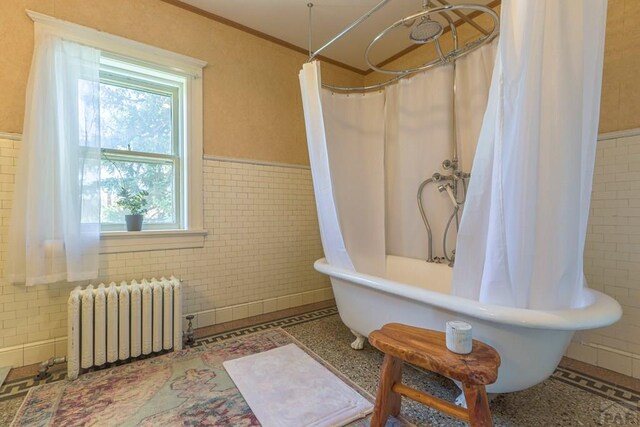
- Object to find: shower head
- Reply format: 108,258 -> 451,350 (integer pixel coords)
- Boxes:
410,16 -> 443,44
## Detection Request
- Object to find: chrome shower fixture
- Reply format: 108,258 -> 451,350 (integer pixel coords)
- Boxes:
409,0 -> 443,44
438,183 -> 459,209
418,158 -> 470,266
442,159 -> 457,170
364,3 -> 498,76
410,17 -> 444,44
307,0 -> 499,92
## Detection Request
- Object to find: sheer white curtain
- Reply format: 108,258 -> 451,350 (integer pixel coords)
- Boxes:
299,62 -> 386,276
453,0 -> 608,309
7,27 -> 101,286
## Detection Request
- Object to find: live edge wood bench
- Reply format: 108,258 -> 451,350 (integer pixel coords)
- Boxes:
368,323 -> 501,427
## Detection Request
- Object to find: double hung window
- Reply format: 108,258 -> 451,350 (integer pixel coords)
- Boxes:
99,56 -> 184,231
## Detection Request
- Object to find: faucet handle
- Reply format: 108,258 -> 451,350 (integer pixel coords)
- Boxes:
442,159 -> 458,170
448,250 -> 456,268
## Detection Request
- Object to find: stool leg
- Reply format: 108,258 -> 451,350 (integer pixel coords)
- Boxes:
371,355 -> 403,427
462,383 -> 493,427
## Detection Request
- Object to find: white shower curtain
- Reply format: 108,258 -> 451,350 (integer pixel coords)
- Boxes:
300,44 -> 496,273
7,28 -> 101,286
385,65 -> 454,260
453,0 -> 608,309
385,42 -> 496,260
455,42 -> 497,173
299,62 -> 386,276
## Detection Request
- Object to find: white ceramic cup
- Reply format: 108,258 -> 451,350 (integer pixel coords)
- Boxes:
446,320 -> 473,354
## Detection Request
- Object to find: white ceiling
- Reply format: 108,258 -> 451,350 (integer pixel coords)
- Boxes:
178,0 -> 495,72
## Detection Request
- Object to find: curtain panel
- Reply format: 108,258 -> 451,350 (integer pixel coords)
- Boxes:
452,0 -> 608,309
7,28 -> 101,286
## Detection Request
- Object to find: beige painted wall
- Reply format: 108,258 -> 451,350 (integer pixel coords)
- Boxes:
600,0 -> 640,133
0,0 -> 363,165
2,1 -> 636,159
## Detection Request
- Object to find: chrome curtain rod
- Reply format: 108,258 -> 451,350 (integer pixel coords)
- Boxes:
306,1 -> 499,93
307,0 -> 391,63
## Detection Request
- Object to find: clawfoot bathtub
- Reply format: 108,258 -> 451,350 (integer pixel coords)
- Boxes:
314,255 -> 622,394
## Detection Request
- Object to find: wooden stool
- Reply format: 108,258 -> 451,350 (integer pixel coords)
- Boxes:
368,323 -> 500,427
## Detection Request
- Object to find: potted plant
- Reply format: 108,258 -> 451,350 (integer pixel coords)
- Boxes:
116,187 -> 150,231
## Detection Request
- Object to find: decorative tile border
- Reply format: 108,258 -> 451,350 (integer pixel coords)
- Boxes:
193,307 -> 339,347
1,305 -> 639,416
552,366 -> 640,411
0,371 -> 67,402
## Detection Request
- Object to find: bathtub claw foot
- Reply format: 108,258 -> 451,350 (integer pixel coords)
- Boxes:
455,392 -> 467,408
350,330 -> 366,350
455,391 -> 499,408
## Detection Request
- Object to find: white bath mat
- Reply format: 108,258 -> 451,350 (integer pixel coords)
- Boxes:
223,343 -> 373,427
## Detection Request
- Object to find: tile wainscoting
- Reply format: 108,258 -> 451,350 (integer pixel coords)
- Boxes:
2,128 -> 640,376
570,127 -> 640,379
0,135 -> 330,367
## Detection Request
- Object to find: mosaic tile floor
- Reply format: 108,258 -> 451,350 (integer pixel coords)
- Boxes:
0,307 -> 639,426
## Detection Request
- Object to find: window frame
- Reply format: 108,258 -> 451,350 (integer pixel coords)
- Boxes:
98,64 -> 183,231
27,10 -> 208,253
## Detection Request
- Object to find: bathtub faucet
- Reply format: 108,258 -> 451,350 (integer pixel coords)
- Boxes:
418,161 -> 469,264
448,249 -> 455,268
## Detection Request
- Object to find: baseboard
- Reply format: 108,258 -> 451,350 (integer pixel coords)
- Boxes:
566,341 -> 640,379
0,287 -> 334,368
0,337 -> 68,369
183,287 -> 334,330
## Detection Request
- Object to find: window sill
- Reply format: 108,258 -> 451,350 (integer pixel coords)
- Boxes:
100,229 -> 208,254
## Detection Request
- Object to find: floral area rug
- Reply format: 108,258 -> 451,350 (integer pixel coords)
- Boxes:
11,328 -> 402,427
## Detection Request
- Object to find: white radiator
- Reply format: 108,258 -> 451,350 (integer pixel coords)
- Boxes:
67,277 -> 183,380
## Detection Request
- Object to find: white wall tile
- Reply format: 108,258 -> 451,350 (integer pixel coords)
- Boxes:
276,295 -> 291,311
597,348 -> 633,376
289,293 -> 303,308
576,132 -> 640,371
263,298 -> 278,313
23,341 -> 54,366
565,342 -> 598,365
0,139 -> 331,354
216,307 -> 232,324
0,347 -> 23,368
247,302 -> 263,317
232,305 -> 249,321
198,311 -> 216,328
54,338 -> 67,358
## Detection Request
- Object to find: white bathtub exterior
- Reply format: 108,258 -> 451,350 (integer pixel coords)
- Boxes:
314,255 -> 622,394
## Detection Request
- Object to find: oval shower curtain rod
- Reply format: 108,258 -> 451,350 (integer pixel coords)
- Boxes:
306,1 -> 499,93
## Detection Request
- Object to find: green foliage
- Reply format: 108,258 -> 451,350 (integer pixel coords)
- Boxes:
98,80 -> 176,225
99,81 -> 173,155
116,187 -> 150,216
100,158 -> 174,224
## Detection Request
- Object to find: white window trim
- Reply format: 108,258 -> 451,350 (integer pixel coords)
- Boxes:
100,230 -> 208,254
27,10 -> 208,253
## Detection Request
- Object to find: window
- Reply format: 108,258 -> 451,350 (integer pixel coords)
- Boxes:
99,57 -> 183,231
24,11 -> 208,252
